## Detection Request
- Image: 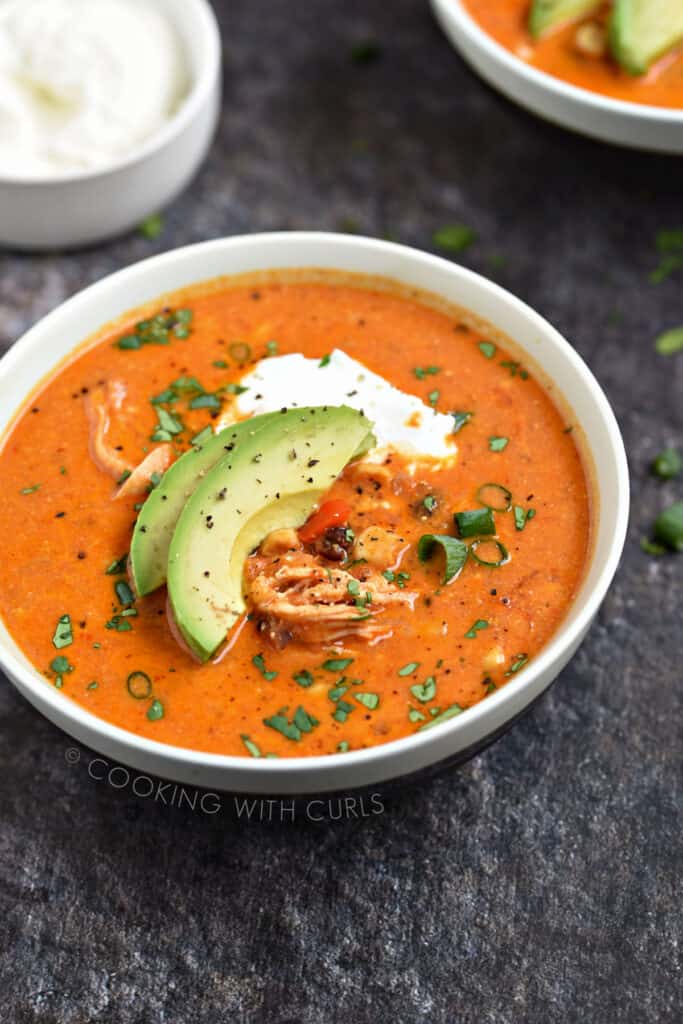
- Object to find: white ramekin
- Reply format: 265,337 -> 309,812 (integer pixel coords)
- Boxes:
0,0 -> 222,251
430,0 -> 683,153
0,233 -> 629,794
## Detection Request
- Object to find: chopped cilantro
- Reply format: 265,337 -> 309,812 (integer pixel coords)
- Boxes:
52,614 -> 73,649
322,657 -> 354,672
253,653 -> 278,681
419,703 -> 463,729
241,735 -> 262,758
20,484 -> 40,495
505,653 -> 529,676
354,692 -> 380,710
488,436 -> 509,452
478,341 -> 497,359
398,661 -> 420,676
451,411 -> 473,433
293,669 -> 314,688
410,677 -> 436,703
319,353 -> 331,368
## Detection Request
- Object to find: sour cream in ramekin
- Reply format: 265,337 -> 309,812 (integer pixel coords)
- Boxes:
0,0 -> 189,178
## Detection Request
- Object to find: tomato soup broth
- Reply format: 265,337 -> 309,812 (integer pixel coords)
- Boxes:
0,276 -> 591,758
463,1 -> 683,108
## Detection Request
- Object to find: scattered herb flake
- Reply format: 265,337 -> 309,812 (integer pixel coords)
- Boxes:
20,484 -> 40,495
651,448 -> 681,479
419,703 -> 463,730
139,214 -> 164,240
319,353 -> 331,368
52,614 -> 73,649
505,653 -> 529,676
655,327 -> 683,356
464,619 -> 489,639
241,734 -> 262,758
115,580 -> 135,607
322,657 -> 354,672
398,661 -> 420,676
478,341 -> 497,359
354,692 -> 380,710
451,411 -> 473,433
293,669 -> 314,688
147,699 -> 165,721
410,677 -> 437,703
433,224 -> 476,253
253,653 -> 278,681
417,534 -> 468,583
488,436 -> 509,452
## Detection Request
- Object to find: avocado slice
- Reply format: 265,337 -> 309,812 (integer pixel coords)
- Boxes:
528,0 -> 602,38
610,0 -> 683,75
130,413 -> 279,596
167,405 -> 376,662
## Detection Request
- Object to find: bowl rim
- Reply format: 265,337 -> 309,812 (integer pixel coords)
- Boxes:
0,231 -> 630,779
0,0 -> 222,187
431,0 -> 683,124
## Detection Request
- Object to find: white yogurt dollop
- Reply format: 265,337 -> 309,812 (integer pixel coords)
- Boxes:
0,0 -> 188,178
227,349 -> 458,462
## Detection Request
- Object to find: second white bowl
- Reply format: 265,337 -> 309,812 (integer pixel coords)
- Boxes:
0,0 -> 222,251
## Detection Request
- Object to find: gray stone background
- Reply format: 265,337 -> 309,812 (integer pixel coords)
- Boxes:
0,1 -> 681,1021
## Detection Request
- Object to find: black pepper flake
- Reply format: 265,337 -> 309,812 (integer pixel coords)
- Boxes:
203,571 -> 210,578
217,488 -> 227,500
140,526 -> 148,534
31,407 -> 40,414
490,588 -> 497,596
55,512 -> 66,519
307,459 -> 319,467
77,551 -> 86,560
280,407 -> 288,414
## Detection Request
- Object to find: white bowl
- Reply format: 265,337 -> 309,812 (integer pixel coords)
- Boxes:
0,232 -> 629,794
0,0 -> 221,251
430,0 -> 683,153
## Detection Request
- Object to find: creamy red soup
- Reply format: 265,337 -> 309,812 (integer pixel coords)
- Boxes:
0,274 -> 591,758
463,1 -> 683,109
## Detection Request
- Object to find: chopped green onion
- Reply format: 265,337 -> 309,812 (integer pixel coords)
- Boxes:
241,734 -> 262,758
147,699 -> 164,721
155,407 -> 184,436
470,539 -> 510,568
513,505 -> 535,530
505,654 -> 529,676
476,483 -> 512,511
105,556 -> 128,575
455,508 -> 495,538
115,580 -> 135,606
127,671 -> 152,700
417,534 -> 468,583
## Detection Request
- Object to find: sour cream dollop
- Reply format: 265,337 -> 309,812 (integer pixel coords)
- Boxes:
227,349 -> 458,461
0,0 -> 188,178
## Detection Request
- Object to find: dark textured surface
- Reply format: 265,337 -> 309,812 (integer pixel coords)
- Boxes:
0,2 -> 681,1021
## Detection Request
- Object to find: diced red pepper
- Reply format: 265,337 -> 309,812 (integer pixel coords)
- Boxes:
299,499 -> 352,543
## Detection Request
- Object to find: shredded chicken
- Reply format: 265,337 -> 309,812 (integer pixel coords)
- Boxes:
246,551 -> 417,646
85,381 -> 173,499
